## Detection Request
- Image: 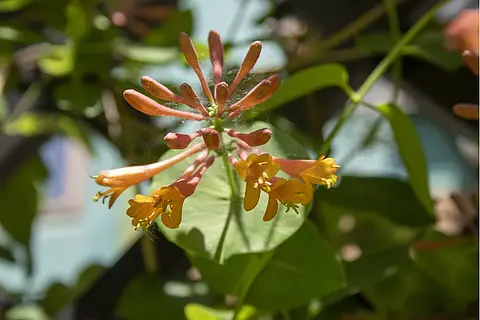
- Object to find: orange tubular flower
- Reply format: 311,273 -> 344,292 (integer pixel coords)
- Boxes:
273,156 -> 340,203
264,178 -> 306,222
127,156 -> 215,230
234,153 -> 280,211
92,143 -> 205,208
444,9 -> 479,120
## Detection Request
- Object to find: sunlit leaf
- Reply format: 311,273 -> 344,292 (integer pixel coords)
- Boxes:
189,221 -> 346,311
0,0 -> 31,12
185,304 -> 257,320
120,45 -> 178,64
245,64 -> 351,119
3,112 -> 92,152
38,45 -> 74,76
376,104 -> 433,214
153,122 -> 309,263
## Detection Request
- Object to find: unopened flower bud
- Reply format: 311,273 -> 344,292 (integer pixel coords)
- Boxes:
226,128 -> 272,146
164,132 -> 200,149
200,128 -> 220,150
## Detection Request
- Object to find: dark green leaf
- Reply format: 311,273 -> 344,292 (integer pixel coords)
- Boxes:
40,283 -> 74,316
54,83 -> 102,112
0,245 -> 15,263
376,104 -> 433,214
117,273 -> 208,320
412,230 -> 478,302
0,155 -> 47,248
65,0 -> 88,39
153,121 -> 309,263
145,10 -> 194,46
245,64 -> 351,119
190,221 -> 346,312
184,304 -> 257,320
75,264 -> 105,295
319,176 -> 433,227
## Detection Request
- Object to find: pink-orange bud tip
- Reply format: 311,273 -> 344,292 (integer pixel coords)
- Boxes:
164,132 -> 199,149
200,128 -> 220,150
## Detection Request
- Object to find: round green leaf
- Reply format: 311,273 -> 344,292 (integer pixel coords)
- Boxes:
153,121 -> 310,263
189,221 -> 346,312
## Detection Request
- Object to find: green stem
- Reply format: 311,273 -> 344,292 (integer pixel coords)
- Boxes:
321,0 -> 449,154
223,153 -> 238,197
232,251 -> 275,320
213,139 -> 239,262
382,0 -> 403,102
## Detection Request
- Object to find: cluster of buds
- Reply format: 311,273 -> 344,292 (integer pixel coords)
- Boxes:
92,31 -> 340,231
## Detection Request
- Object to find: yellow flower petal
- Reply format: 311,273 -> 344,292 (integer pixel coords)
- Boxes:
263,193 -> 279,221
244,181 -> 261,211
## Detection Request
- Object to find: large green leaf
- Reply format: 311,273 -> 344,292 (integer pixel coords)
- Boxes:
376,104 -> 433,214
189,221 -> 346,312
153,121 -> 310,263
355,32 -> 463,71
0,155 -> 47,249
245,64 -> 351,119
318,176 -> 433,227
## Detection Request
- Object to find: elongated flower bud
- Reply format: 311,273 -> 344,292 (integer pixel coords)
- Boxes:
214,82 -> 229,115
123,89 -> 205,121
180,149 -> 209,178
94,142 -> 206,188
141,76 -> 182,102
228,79 -> 271,113
200,128 -> 220,150
164,131 -> 200,149
179,32 -> 214,103
226,128 -> 272,146
179,83 -> 209,116
208,31 -> 224,85
174,155 -> 215,197
229,41 -> 262,98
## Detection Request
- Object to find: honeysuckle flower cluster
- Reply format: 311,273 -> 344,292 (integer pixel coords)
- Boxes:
92,31 -> 340,231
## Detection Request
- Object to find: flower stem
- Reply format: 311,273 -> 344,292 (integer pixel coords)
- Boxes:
320,0 -> 449,154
